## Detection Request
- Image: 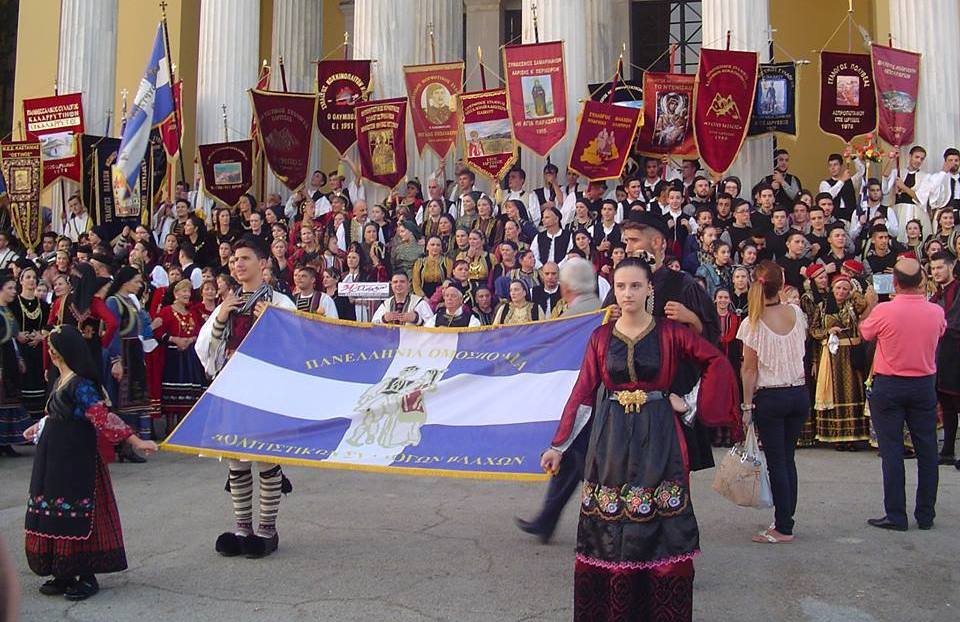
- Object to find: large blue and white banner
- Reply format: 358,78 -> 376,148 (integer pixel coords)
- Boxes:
163,307 -> 605,480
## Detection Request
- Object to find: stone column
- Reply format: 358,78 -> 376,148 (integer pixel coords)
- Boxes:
890,0 -> 960,169
584,0 -> 617,85
195,0 -> 259,146
269,0 -> 324,191
55,0 -> 118,232
701,0 -> 772,188
353,0 -> 418,204
340,0 -> 356,55
464,0 -> 502,92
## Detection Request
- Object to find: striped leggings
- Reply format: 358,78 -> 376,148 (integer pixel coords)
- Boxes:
226,460 -> 284,538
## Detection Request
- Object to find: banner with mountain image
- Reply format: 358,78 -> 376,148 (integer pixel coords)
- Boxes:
870,44 -> 921,148
459,89 -> 517,181
693,48 -> 758,174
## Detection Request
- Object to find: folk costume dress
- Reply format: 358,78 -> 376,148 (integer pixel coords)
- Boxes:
105,294 -> 154,438
10,295 -> 49,419
25,377 -> 134,578
551,320 -> 738,621
48,295 -> 118,373
0,306 -> 30,444
154,305 -> 206,421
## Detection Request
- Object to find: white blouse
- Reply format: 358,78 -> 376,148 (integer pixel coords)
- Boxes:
736,304 -> 807,389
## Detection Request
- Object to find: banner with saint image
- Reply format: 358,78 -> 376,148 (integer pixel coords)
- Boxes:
870,44 -> 921,148
819,51 -> 877,143
636,72 -> 697,158
568,100 -> 641,181
748,62 -> 797,137
22,93 -> 85,188
198,140 -> 254,208
355,98 -> 408,190
693,48 -> 758,175
316,60 -> 372,155
404,61 -> 464,158
503,41 -> 567,156
459,89 -> 517,181
250,89 -> 317,192
80,133 -> 160,235
0,141 -> 43,250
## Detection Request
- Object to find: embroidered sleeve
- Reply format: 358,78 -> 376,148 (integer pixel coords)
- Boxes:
84,401 -> 135,444
673,322 -> 741,439
72,379 -> 102,418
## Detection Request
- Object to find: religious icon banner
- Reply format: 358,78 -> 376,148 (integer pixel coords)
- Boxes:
693,48 -> 758,175
198,140 -> 254,208
0,141 -> 43,250
22,93 -> 85,188
503,41 -> 567,156
162,306 -> 605,481
748,62 -> 797,137
80,134 -> 157,235
459,89 -> 517,181
316,60 -> 372,155
568,100 -> 641,181
355,98 -> 408,190
636,72 -> 697,158
819,51 -> 877,143
870,44 -> 921,148
404,62 -> 464,159
250,89 -> 317,192
588,79 -> 644,109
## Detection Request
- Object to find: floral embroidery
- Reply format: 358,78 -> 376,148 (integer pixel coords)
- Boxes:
580,480 -> 688,522
27,494 -> 94,518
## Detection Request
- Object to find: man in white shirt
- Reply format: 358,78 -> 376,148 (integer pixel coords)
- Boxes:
0,231 -> 19,270
291,266 -> 339,317
530,162 -> 563,227
618,176 -> 646,222
448,168 -> 483,221
179,243 -> 204,291
504,166 -> 532,222
61,194 -> 90,243
925,147 -> 960,213
531,207 -> 573,269
371,273 -> 434,325
425,286 -> 481,327
851,178 -> 899,241
286,170 -> 328,219
819,152 -> 865,223
887,145 -> 932,242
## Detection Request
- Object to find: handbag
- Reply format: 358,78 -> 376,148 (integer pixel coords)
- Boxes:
712,424 -> 774,508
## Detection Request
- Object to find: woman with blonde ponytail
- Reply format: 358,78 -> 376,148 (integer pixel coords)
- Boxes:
737,260 -> 810,544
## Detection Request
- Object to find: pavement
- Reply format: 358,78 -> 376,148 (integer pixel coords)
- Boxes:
1,446 -> 957,622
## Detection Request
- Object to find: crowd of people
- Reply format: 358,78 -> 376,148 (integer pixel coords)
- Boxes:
1,143 -> 957,615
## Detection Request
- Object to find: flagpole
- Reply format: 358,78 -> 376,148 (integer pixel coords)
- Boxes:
160,1 -> 187,185
221,105 -> 228,142
428,22 -> 436,64
478,47 -> 487,90
279,55 -> 289,92
344,31 -> 349,61
532,2 -> 540,44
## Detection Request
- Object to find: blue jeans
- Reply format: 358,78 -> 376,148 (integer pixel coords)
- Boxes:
754,386 -> 809,535
868,374 -> 939,527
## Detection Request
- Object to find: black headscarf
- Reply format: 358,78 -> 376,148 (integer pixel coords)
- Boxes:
108,265 -> 140,297
70,262 -> 99,313
47,325 -> 106,399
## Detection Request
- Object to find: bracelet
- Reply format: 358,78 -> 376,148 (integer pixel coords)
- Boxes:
740,403 -> 755,411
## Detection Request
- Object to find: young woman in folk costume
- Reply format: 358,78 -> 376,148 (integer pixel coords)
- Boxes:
24,325 -> 157,601
542,258 -> 739,621
47,262 -> 117,377
0,274 -> 31,455
153,279 -> 206,434
11,265 -> 50,420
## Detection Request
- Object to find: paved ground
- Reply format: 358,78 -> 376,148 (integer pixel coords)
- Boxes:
1,446 -> 957,622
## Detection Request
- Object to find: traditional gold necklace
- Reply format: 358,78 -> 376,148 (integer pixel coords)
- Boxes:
18,295 -> 41,322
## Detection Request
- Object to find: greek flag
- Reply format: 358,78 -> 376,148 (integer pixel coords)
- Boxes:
163,307 -> 605,480
112,24 -> 174,201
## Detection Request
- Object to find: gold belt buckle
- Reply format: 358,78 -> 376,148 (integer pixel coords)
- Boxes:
616,390 -> 648,413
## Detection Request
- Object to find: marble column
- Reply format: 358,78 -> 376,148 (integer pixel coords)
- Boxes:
269,0 -> 324,192
701,0 -> 772,189
55,0 -> 118,233
464,0 -> 502,92
195,0 -> 259,146
340,0 -> 356,55
584,0 -> 617,85
890,0 -> 960,169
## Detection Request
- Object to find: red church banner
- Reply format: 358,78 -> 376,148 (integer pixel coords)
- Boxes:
503,41 -> 567,156
316,60 -> 372,155
198,140 -> 254,208
250,89 -> 317,192
404,61 -> 464,158
159,80 -> 182,158
459,89 -> 517,181
568,100 -> 641,181
355,98 -> 408,190
870,44 -> 921,148
819,51 -> 877,143
636,72 -> 697,158
22,93 -> 85,187
693,48 -> 758,174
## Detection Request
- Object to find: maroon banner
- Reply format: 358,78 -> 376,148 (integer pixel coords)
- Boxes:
198,140 -> 254,208
503,41 -> 567,157
355,98 -> 408,190
159,80 -> 183,158
0,141 -> 43,250
317,60 -> 372,156
459,89 -> 517,181
250,89 -> 317,192
819,51 -> 877,143
636,72 -> 697,157
871,44 -> 921,148
693,48 -> 758,174
22,93 -> 85,187
568,100 -> 641,181
404,61 -> 464,158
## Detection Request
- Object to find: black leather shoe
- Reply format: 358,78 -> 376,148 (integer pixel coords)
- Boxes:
243,533 -> 279,558
39,577 -> 75,596
917,522 -> 934,530
514,517 -> 551,544
938,455 -> 956,466
64,576 -> 99,601
867,517 -> 907,532
215,532 -> 244,556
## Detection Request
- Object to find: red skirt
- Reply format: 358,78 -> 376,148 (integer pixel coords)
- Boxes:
25,457 -> 128,577
574,557 -> 694,622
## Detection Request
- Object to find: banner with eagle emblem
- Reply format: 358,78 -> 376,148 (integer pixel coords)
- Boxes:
693,48 -> 758,175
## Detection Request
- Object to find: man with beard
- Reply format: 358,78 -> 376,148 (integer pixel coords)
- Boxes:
763,148 -> 803,208
926,147 -> 960,213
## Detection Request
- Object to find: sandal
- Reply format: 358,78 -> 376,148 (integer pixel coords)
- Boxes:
752,528 -> 794,544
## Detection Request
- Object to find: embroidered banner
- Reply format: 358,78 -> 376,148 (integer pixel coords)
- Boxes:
163,306 -> 604,480
693,48 -> 758,175
819,51 -> 877,143
316,60 -> 372,155
503,41 -> 567,156
870,44 -> 921,148
22,93 -> 85,188
159,80 -> 183,158
459,89 -> 517,181
80,133 -> 160,235
355,98 -> 408,190
198,140 -> 254,208
0,141 -> 43,250
568,100 -> 642,181
589,79 -> 644,109
748,62 -> 797,137
404,61 -> 464,158
250,89 -> 317,192
636,72 -> 697,158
